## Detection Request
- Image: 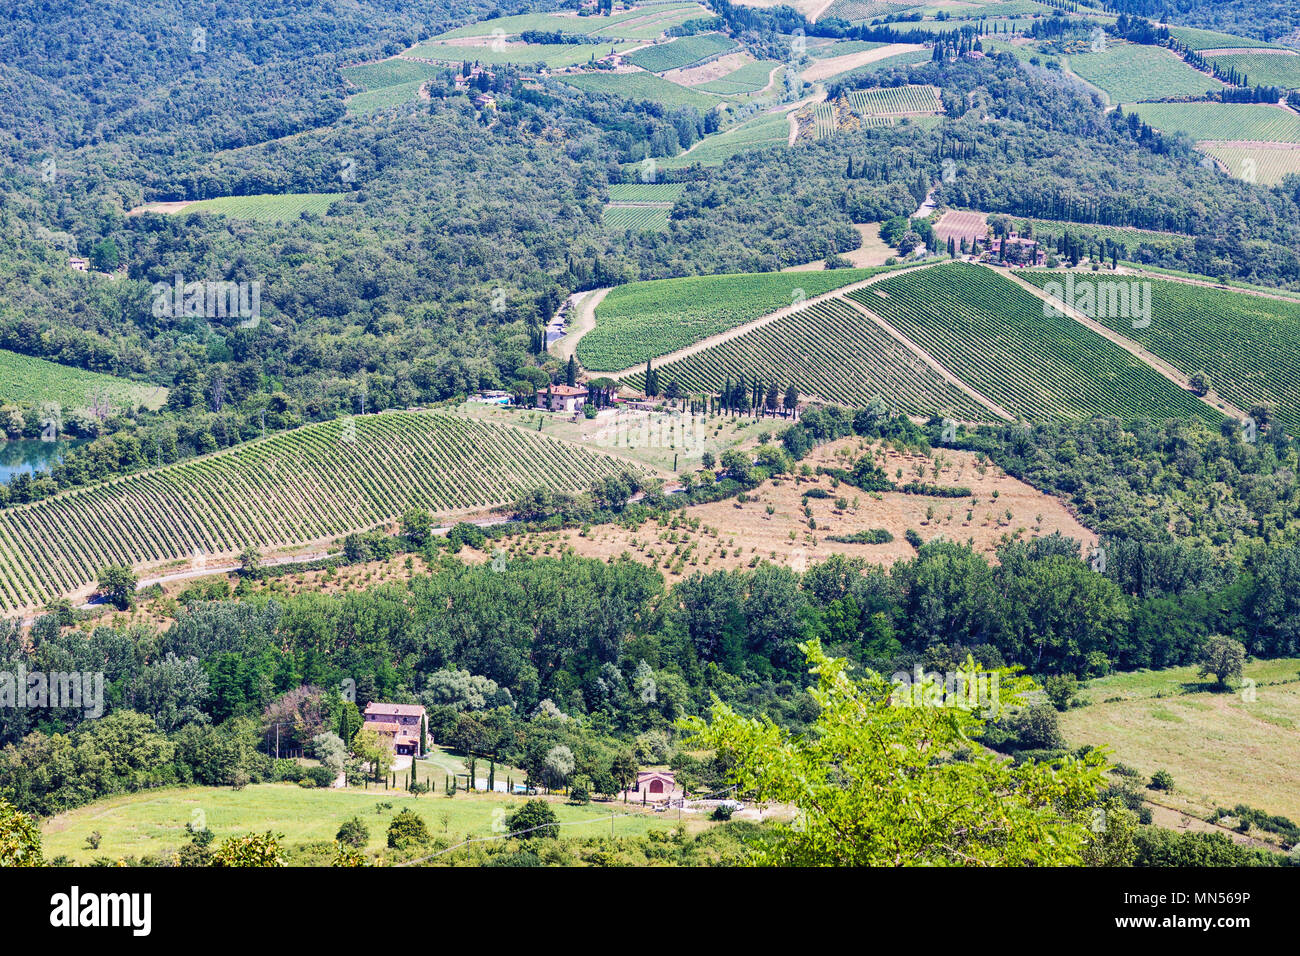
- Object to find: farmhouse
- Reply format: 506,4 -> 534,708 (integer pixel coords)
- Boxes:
68,256 -> 89,271
363,702 -> 426,756
538,383 -> 589,413
990,233 -> 1047,266
630,769 -> 678,802
473,92 -> 497,110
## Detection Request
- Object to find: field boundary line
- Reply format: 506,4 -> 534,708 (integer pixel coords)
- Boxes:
998,267 -> 1247,421
839,291 -> 1016,422
597,260 -> 943,380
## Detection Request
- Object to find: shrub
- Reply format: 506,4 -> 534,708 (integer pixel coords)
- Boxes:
387,809 -> 430,849
336,817 -> 369,848
507,799 -> 559,840
1148,769 -> 1175,792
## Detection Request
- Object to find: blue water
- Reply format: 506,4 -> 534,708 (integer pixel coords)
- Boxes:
0,439 -> 84,483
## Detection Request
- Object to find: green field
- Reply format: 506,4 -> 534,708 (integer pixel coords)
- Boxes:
342,58 -> 446,91
403,40 -> 636,69
346,79 -> 426,113
0,350 -> 167,413
1003,216 -> 1195,253
1061,658 -> 1300,822
850,263 -> 1223,423
1204,52 -> 1300,90
846,84 -> 941,115
558,69 -> 722,109
1128,102 -> 1300,144
806,40 -> 889,59
41,782 -> 686,864
1199,143 -> 1300,186
603,206 -> 672,230
624,33 -> 738,73
432,5 -> 709,42
1019,270 -> 1300,431
180,193 -> 344,222
0,413 -> 642,612
657,110 -> 789,167
1165,25 -> 1282,52
624,295 -> 996,419
579,266 -> 899,371
1064,42 -> 1219,104
695,59 -> 780,94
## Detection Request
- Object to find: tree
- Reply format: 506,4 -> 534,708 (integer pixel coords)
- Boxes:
541,745 -> 574,792
400,507 -> 432,547
1199,635 -> 1246,689
350,727 -> 394,781
212,832 -> 286,867
1188,370 -> 1211,397
238,543 -> 262,577
507,799 -> 558,840
97,564 -> 137,610
565,355 -> 577,387
89,237 -> 120,272
387,809 -> 429,849
0,798 -> 43,866
682,641 -> 1106,865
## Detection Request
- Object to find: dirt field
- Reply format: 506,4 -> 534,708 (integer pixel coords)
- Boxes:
492,435 -> 1095,581
933,210 -> 988,246
799,43 -> 927,84
664,51 -> 753,86
127,201 -> 196,216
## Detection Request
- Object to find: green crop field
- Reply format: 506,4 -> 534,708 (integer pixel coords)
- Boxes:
0,350 -> 167,413
846,84 -> 941,115
607,182 -> 686,202
1060,658 -> 1300,823
818,0 -> 921,23
1004,217 -> 1196,253
179,193 -> 344,222
657,110 -> 789,167
1128,102 -> 1300,144
432,5 -> 708,42
341,59 -> 446,91
558,70 -> 722,109
41,783 -> 688,865
623,296 -> 996,420
623,33 -> 738,73
579,265 -> 899,371
1199,143 -> 1300,186
603,206 -> 671,230
849,263 -> 1223,423
695,59 -> 780,94
345,79 -> 426,113
807,40 -> 888,59
403,40 -> 636,69
0,413 -> 641,612
832,48 -> 934,81
1063,42 -> 1219,104
1019,270 -> 1300,431
1205,52 -> 1300,90
1165,26 -> 1282,52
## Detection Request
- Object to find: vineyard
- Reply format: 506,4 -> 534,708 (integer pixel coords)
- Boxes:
1129,102 -> 1300,144
346,79 -> 425,113
623,33 -> 738,73
1203,52 -> 1300,90
1198,143 -> 1300,186
559,70 -> 722,110
1165,26 -> 1282,52
180,193 -> 345,222
623,296 -> 997,420
0,413 -> 641,613
433,5 -> 709,42
817,0 -> 921,23
846,85 -> 942,116
1018,271 -> 1300,432
0,350 -> 167,412
603,206 -> 671,230
657,110 -> 789,167
580,265 -> 898,371
341,59 -> 444,91
403,40 -> 635,69
695,59 -> 780,94
849,264 -> 1223,423
1063,43 -> 1220,104
1004,217 -> 1196,254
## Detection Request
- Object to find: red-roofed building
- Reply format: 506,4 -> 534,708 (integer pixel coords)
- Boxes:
363,702 -> 427,756
538,383 -> 589,413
